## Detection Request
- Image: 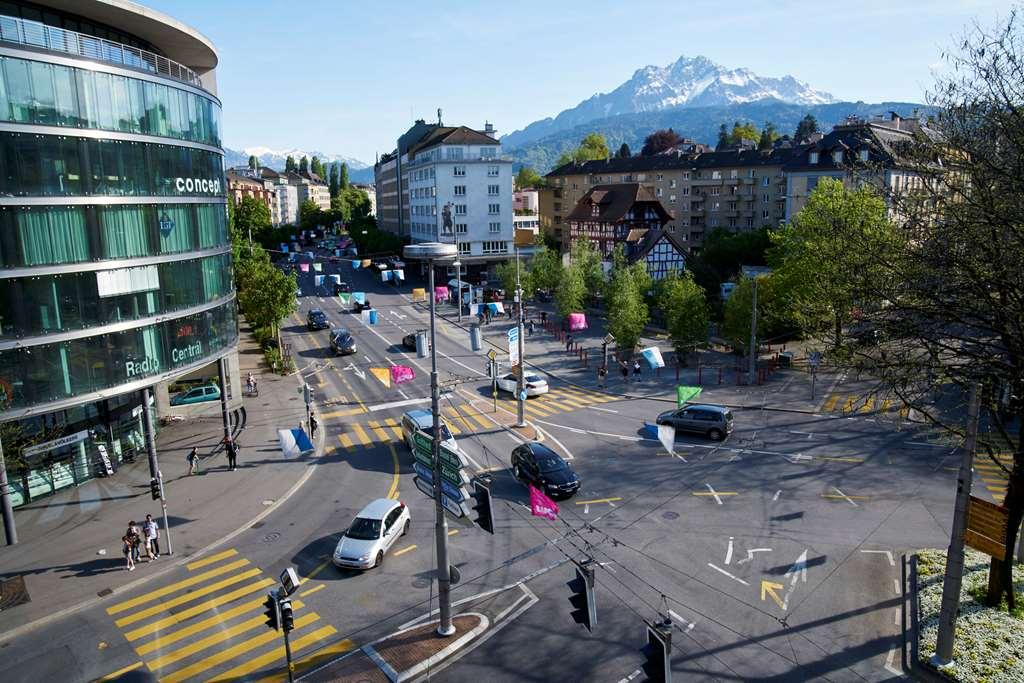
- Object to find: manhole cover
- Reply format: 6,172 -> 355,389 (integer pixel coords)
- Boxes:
412,578 -> 431,589
0,576 -> 31,610
662,511 -> 679,520
263,532 -> 281,543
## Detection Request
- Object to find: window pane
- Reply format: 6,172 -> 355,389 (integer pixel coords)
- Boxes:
17,207 -> 89,265
3,57 -> 31,122
158,203 -> 195,253
99,205 -> 151,258
196,204 -> 226,248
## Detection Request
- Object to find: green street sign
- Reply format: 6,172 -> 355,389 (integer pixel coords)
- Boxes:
438,444 -> 463,470
411,449 -> 464,487
413,449 -> 433,469
413,431 -> 432,456
412,432 -> 464,472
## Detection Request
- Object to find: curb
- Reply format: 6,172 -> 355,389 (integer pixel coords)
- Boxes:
906,553 -> 947,683
396,612 -> 489,682
0,377 -> 325,647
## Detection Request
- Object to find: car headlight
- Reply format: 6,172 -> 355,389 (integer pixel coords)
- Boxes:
358,555 -> 369,562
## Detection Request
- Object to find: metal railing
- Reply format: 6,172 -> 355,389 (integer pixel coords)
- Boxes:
0,14 -> 204,89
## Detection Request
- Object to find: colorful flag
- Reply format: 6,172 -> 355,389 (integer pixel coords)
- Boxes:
390,365 -> 415,384
370,367 -> 391,388
313,262 -> 322,272
641,346 -> 665,369
394,269 -> 405,281
412,288 -> 426,302
281,244 -> 289,253
676,385 -> 702,407
351,260 -> 361,269
568,312 -> 587,331
657,424 -> 676,456
529,485 -> 559,520
299,263 -> 309,272
338,293 -> 351,304
434,286 -> 449,302
361,259 -> 372,268
314,275 -> 325,286
381,270 -> 391,282
352,292 -> 366,304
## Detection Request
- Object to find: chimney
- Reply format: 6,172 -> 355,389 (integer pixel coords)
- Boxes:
437,108 -> 443,126
484,121 -> 497,139
889,111 -> 902,129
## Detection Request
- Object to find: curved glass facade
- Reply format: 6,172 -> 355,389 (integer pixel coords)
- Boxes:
0,252 -> 232,338
0,55 -> 221,146
0,300 -> 237,411
0,203 -> 227,267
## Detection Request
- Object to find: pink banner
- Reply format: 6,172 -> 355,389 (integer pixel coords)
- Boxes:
434,286 -> 450,302
568,312 -> 587,331
390,365 -> 415,384
299,263 -> 310,272
529,485 -> 559,520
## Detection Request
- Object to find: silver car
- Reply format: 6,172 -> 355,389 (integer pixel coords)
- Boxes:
333,499 -> 411,570
655,404 -> 734,441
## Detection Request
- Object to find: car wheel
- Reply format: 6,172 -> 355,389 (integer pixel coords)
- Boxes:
708,428 -> 723,441
375,550 -> 384,568
402,519 -> 410,536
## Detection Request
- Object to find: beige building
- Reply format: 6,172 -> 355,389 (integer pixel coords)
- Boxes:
287,171 -> 331,212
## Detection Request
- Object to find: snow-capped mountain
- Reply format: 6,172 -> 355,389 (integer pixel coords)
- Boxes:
503,55 -> 835,149
223,146 -> 370,172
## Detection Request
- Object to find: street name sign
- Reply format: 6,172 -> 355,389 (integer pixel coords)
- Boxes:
508,327 -> 520,365
413,476 -> 469,519
411,449 -> 466,486
413,462 -> 469,502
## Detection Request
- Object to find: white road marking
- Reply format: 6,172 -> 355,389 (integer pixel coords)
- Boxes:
588,406 -> 619,414
884,646 -> 902,675
736,548 -> 772,565
667,609 -> 695,631
772,490 -> 782,501
363,354 -> 372,364
725,537 -> 734,565
907,441 -> 945,448
706,483 -> 723,505
583,504 -> 589,515
618,668 -> 643,683
893,578 -> 900,594
344,362 -> 366,381
535,423 -> 575,461
832,487 -> 859,506
893,609 -> 901,626
707,562 -> 749,586
365,395 -> 450,412
861,549 -> 896,566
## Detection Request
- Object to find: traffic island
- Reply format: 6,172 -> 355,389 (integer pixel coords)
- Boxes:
303,613 -> 486,682
913,548 -> 1023,681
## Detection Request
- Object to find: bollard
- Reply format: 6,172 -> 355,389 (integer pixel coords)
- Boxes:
676,365 -> 680,382
718,366 -> 723,384
697,365 -> 702,384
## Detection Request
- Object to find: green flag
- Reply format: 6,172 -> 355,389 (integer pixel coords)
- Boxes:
677,385 -> 702,407
338,293 -> 351,304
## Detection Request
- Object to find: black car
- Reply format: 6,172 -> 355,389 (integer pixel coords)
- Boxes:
655,404 -> 734,441
353,299 -> 372,313
307,308 -> 329,330
511,442 -> 580,500
334,281 -> 352,295
401,331 -> 429,352
330,328 -> 357,355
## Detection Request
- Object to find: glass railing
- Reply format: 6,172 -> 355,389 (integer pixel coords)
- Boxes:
0,14 -> 204,89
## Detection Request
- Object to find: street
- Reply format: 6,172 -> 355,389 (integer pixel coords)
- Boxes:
0,257 -> 963,682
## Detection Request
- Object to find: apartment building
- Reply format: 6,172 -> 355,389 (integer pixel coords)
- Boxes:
288,171 -> 331,212
544,145 -> 798,253
227,169 -> 275,218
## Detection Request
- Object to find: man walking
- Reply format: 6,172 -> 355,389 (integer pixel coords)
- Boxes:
597,365 -> 607,388
186,447 -> 199,475
309,413 -> 318,438
128,520 -> 142,564
226,439 -> 238,471
565,334 -> 573,352
633,358 -> 642,382
620,360 -> 630,383
143,513 -> 160,559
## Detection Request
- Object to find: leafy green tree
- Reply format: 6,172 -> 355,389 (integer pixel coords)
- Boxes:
617,142 -> 631,158
299,156 -> 309,174
328,164 -> 339,198
233,196 -> 272,239
554,132 -> 610,168
285,155 -> 297,173
528,245 -> 562,292
515,166 -> 542,190
794,114 -> 819,142
716,124 -> 729,150
605,250 -> 650,356
248,154 -> 258,170
728,121 -> 760,146
340,162 -> 350,190
758,122 -> 779,150
570,239 -> 605,300
299,198 -> 321,229
555,262 -> 585,316
659,270 -> 709,361
310,156 -> 325,178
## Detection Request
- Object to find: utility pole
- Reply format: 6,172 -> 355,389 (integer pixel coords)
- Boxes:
218,357 -> 231,445
454,258 -> 462,323
515,245 -> 526,428
141,387 -> 173,555
748,277 -> 758,386
933,383 -> 981,667
0,436 -> 17,545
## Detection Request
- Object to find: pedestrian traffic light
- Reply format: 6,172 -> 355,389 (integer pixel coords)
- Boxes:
471,480 -> 494,534
263,591 -> 280,631
303,384 -> 314,405
149,477 -> 160,501
279,597 -> 294,633
567,561 -> 596,632
641,620 -> 672,683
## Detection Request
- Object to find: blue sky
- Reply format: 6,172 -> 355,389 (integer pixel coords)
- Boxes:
147,0 -> 1010,164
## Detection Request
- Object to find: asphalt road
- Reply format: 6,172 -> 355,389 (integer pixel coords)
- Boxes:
0,254 -> 961,683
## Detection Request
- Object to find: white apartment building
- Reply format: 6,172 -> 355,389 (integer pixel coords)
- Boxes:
273,180 -> 299,226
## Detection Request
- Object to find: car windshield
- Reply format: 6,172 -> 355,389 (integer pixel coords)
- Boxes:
524,375 -> 543,383
537,458 -> 566,473
346,517 -> 381,540
422,425 -> 455,442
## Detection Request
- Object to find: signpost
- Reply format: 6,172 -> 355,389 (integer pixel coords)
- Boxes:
508,327 -> 520,366
413,476 -> 470,518
964,496 -> 1009,561
808,351 -> 821,401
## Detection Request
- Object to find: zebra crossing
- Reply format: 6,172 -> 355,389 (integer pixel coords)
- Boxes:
822,392 -> 910,418
974,452 -> 1013,504
103,548 -> 352,682
502,386 -> 619,419
335,404 -> 496,451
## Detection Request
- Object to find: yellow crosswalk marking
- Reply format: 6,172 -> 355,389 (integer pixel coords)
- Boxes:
350,423 -> 372,446
252,638 -> 356,683
446,420 -> 462,435
367,420 -> 392,442
548,390 -> 592,407
106,558 -> 251,615
115,568 -> 262,628
338,433 -> 354,449
446,410 -> 475,433
523,402 -> 554,417
465,410 -> 493,429
842,396 -> 856,413
146,600 -> 306,671
123,578 -> 276,641
860,396 -> 875,413
133,592 -> 275,655
157,612 -> 321,683
899,405 -> 910,418
389,426 -> 403,439
881,398 -> 893,412
824,394 -> 840,411
97,662 -> 143,681
186,549 -> 238,571
209,626 -> 342,683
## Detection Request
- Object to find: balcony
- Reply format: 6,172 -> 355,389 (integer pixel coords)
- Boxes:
691,178 -> 725,187
0,14 -> 204,89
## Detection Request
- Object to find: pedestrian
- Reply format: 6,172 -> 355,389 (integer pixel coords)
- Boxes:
506,305 -> 512,320
566,334 -> 573,352
226,439 -> 238,471
187,447 -> 198,475
527,320 -> 535,337
541,311 -> 547,325
143,513 -> 160,560
620,361 -> 629,383
127,521 -> 141,564
309,413 -> 318,438
122,532 -> 135,571
633,359 -> 642,381
598,365 -> 607,388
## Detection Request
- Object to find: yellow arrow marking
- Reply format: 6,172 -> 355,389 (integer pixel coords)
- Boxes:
761,580 -> 785,609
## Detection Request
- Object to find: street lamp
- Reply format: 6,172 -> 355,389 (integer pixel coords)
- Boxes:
453,259 -> 462,323
403,242 -> 459,637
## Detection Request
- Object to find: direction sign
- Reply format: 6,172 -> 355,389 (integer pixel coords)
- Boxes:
438,443 -> 463,470
413,462 -> 468,502
413,476 -> 469,519
519,389 -> 528,401
964,495 -> 1009,560
487,349 -> 496,361
412,433 -> 465,470
508,327 -> 520,365
603,333 -> 615,345
411,449 -> 466,487
808,351 -> 822,368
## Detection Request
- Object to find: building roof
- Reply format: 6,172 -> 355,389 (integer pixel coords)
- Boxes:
566,183 -> 673,225
407,125 -> 499,158
547,145 -> 802,178
629,229 -> 689,264
783,113 -> 935,172
226,169 -> 265,187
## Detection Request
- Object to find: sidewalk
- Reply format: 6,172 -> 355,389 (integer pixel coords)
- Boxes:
0,319 -> 322,643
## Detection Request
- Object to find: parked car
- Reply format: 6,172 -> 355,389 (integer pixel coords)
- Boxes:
330,328 -> 357,355
401,331 -> 429,352
307,308 -> 329,330
495,372 -> 548,396
400,409 -> 458,454
353,298 -> 372,313
655,404 -> 734,441
334,281 -> 352,295
332,499 -> 410,569
386,256 -> 405,270
170,384 -> 221,406
511,442 -> 580,500
533,289 -> 552,303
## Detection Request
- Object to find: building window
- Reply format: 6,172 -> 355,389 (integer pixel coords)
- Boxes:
809,151 -> 819,164
712,202 -> 720,212
637,174 -> 646,181
487,165 -> 499,177
762,209 -> 770,219
656,188 -> 663,197
554,215 -> 562,224
746,217 -> 754,228
482,240 -> 508,255
728,217 -> 737,227
762,176 -> 770,187
681,187 -> 690,196
591,204 -> 600,217
762,193 -> 770,203
458,241 -> 471,255
488,203 -> 500,214
488,184 -> 499,196
748,169 -> 756,178
710,187 -> 720,196
712,171 -> 721,180
447,147 -> 464,160
656,174 -> 663,181
454,204 -> 467,215
709,217 -> 719,227
456,223 -> 468,234
453,166 -> 466,177
480,147 -> 496,159
730,169 -> 738,179
682,172 -> 690,180
489,222 -> 501,233
859,149 -> 869,162
669,194 -> 676,203
454,185 -> 466,196
832,150 -> 843,163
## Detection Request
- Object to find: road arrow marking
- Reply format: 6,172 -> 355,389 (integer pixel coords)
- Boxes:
761,580 -> 786,609
781,549 -> 809,609
344,363 -> 366,381
390,310 -> 407,319
736,548 -> 772,565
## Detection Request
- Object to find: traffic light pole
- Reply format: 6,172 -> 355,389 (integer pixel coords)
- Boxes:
282,626 -> 294,683
141,387 -> 172,556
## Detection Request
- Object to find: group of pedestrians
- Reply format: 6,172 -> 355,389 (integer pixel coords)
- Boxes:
186,438 -> 241,475
122,514 -> 161,571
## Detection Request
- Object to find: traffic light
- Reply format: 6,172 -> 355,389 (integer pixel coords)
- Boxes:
641,620 -> 672,683
567,562 -> 596,632
279,597 -> 295,633
150,478 -> 160,501
471,480 -> 494,534
263,591 -> 280,631
303,384 -> 314,405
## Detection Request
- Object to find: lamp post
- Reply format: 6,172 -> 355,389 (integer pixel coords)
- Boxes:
514,245 -> 526,427
404,242 -> 458,637
453,259 -> 462,323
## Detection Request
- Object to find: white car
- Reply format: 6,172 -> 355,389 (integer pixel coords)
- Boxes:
495,372 -> 549,397
400,409 -> 459,453
333,499 -> 411,570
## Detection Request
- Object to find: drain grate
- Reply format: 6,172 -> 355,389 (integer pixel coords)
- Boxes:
0,575 -> 31,611
262,532 -> 281,543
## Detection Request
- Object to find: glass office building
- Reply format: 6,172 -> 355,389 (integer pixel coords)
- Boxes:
0,1 -> 235,505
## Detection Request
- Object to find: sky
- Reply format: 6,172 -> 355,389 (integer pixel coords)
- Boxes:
146,0 -> 1012,165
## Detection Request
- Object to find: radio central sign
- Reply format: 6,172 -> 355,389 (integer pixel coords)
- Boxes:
174,177 -> 222,194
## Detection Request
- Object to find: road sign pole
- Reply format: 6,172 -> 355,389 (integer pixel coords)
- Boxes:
282,625 -> 294,683
491,358 -> 498,413
141,387 -> 172,556
748,277 -> 758,386
933,383 -> 981,667
515,246 -> 526,428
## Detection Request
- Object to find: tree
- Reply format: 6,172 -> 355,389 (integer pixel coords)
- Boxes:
641,128 -> 683,156
554,133 -> 610,168
248,154 -> 258,170
299,199 -> 321,229
528,245 -> 562,293
617,142 -> 631,159
728,121 -> 760,147
233,196 -> 272,238
659,271 -> 709,362
716,124 -> 729,150
299,156 -> 309,174
794,114 -> 819,142
758,122 -> 779,150
310,156 -> 325,179
515,166 -> 542,190
328,164 -> 339,198
285,155 -> 297,173
605,248 -> 650,356
340,162 -> 350,190
554,262 -> 585,317
569,239 -> 605,300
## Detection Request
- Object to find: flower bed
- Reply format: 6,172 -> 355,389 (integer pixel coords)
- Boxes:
916,548 -> 1023,682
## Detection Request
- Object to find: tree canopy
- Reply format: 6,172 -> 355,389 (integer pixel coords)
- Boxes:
659,270 -> 709,360
794,114 -> 819,142
233,196 -> 272,237
515,166 -> 543,190
284,155 -> 297,173
298,156 -> 309,174
641,128 -> 683,156
605,246 -> 651,356
616,142 -> 631,158
554,133 -> 610,168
